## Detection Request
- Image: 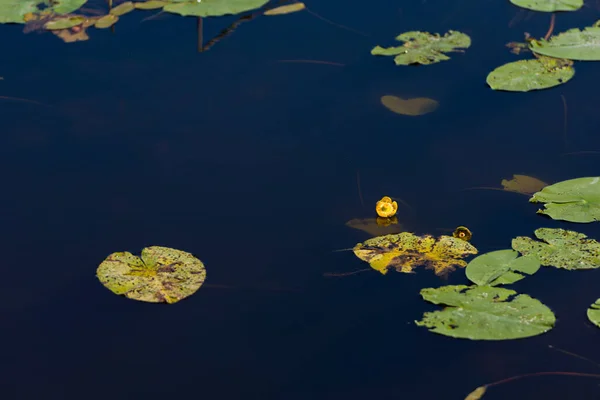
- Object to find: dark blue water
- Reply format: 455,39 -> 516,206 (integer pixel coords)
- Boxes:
2,1 -> 600,399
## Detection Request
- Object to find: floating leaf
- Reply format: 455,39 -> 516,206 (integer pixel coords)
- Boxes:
530,26 -> 600,60
465,386 -> 487,400
110,1 -> 135,16
353,232 -> 478,276
509,0 -> 582,12
264,2 -> 305,15
486,57 -> 574,92
95,14 -> 118,28
512,228 -> 600,270
466,249 -> 540,286
587,298 -> 600,328
345,218 -> 403,236
0,0 -> 87,24
371,30 -> 471,66
380,95 -> 439,116
96,246 -> 207,304
163,0 -> 269,17
529,177 -> 600,223
44,15 -> 85,30
415,285 -> 556,340
134,0 -> 167,9
502,174 -> 547,194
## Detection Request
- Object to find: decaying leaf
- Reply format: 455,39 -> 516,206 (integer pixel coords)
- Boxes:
264,3 -> 305,15
502,174 -> 547,194
380,95 -> 439,116
345,218 -> 402,236
52,26 -> 89,42
415,285 -> 556,340
353,232 -> 478,276
96,246 -> 207,304
512,228 -> 600,270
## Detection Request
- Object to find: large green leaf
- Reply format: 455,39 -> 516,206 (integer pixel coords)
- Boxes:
466,249 -> 540,286
0,0 -> 86,24
486,57 -> 574,92
163,0 -> 269,17
371,30 -> 471,66
529,177 -> 600,222
512,228 -> 600,270
510,0 -> 583,12
587,298 -> 600,328
530,26 -> 600,61
96,246 -> 207,304
415,285 -> 555,340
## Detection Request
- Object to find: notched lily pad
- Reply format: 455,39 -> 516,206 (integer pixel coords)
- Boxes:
415,285 -> 556,340
466,249 -> 540,286
96,246 -> 207,304
587,298 -> 600,328
509,0 -> 583,12
529,177 -> 600,223
512,228 -> 600,270
353,232 -> 478,276
486,57 -> 574,92
371,30 -> 471,66
530,26 -> 600,60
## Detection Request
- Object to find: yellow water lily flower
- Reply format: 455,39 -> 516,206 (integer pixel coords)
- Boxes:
453,226 -> 472,242
376,196 -> 398,218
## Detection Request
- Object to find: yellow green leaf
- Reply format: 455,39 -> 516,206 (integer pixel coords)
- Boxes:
465,386 -> 487,400
264,3 -> 306,15
110,1 -> 135,16
134,0 -> 167,9
95,14 -> 119,29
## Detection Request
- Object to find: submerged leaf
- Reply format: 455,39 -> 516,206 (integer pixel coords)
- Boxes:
380,95 -> 439,116
587,298 -> 600,328
96,246 -> 207,304
486,57 -> 574,92
345,218 -> 403,236
466,249 -> 540,286
264,3 -> 305,15
371,30 -> 471,65
530,26 -> 600,60
353,232 -> 478,276
529,177 -> 600,223
512,228 -> 600,270
509,0 -> 582,12
502,174 -> 547,194
163,0 -> 269,17
415,285 -> 556,340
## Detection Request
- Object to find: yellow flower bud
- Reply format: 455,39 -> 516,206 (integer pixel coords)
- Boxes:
376,196 -> 398,218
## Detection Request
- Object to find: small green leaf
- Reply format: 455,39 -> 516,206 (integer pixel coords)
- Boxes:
163,0 -> 269,17
529,177 -> 600,222
530,26 -> 600,60
512,228 -> 600,270
0,0 -> 87,24
466,249 -> 540,286
587,298 -> 600,328
415,285 -> 555,340
44,15 -> 85,30
486,57 -> 574,92
509,0 -> 583,12
110,1 -> 135,16
95,14 -> 118,28
134,0 -> 167,9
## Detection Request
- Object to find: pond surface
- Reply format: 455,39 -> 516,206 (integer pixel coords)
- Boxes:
2,1 -> 600,399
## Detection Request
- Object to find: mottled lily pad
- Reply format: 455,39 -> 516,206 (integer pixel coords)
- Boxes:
486,57 -> 574,92
0,0 -> 87,23
512,228 -> 600,270
353,232 -> 477,276
510,0 -> 583,12
466,249 -> 540,286
587,298 -> 600,328
529,177 -> 600,223
371,30 -> 471,66
415,285 -> 556,340
163,0 -> 269,17
96,246 -> 207,304
530,26 -> 600,60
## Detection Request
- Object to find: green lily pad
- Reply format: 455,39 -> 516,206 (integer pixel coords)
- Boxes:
0,0 -> 87,24
415,285 -> 555,340
134,0 -> 167,9
110,1 -> 135,16
587,298 -> 600,328
96,246 -> 207,304
512,228 -> 600,270
509,0 -> 583,12
163,0 -> 269,17
44,15 -> 85,30
530,26 -> 600,60
466,249 -> 540,286
371,30 -> 471,66
529,177 -> 600,222
486,57 -> 574,92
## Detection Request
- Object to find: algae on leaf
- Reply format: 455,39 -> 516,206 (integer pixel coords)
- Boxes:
353,232 -> 477,276
529,177 -> 600,222
415,285 -> 555,340
163,0 -> 269,17
530,26 -> 600,60
466,249 -> 540,286
512,228 -> 600,270
587,298 -> 600,328
96,246 -> 207,304
0,0 -> 87,24
510,0 -> 582,12
371,30 -> 471,66
486,57 -> 574,92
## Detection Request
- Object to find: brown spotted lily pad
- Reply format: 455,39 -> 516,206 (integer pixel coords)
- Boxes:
96,246 -> 207,304
353,232 -> 478,276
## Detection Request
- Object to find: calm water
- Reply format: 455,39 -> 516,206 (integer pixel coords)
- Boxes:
2,1 -> 600,399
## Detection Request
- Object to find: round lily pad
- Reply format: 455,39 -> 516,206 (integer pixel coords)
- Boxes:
587,298 -> 600,328
486,58 -> 574,92
163,0 -> 269,17
529,177 -> 600,223
415,285 -> 556,340
466,249 -> 540,286
0,0 -> 87,24
96,246 -> 207,304
530,26 -> 600,60
509,0 -> 583,12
